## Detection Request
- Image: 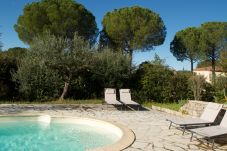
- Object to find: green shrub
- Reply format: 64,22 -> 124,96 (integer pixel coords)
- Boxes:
188,75 -> 206,100
133,61 -> 191,103
214,91 -> 226,103
13,54 -> 62,101
214,76 -> 227,102
201,82 -> 215,102
141,64 -> 173,102
0,47 -> 26,100
169,72 -> 192,102
93,48 -> 131,88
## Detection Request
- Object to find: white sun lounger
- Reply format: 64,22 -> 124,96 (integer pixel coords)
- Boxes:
167,102 -> 223,134
104,88 -> 122,105
189,110 -> 227,149
119,89 -> 140,110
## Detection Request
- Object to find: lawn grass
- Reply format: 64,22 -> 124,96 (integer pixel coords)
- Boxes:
0,99 -> 103,104
143,101 -> 187,111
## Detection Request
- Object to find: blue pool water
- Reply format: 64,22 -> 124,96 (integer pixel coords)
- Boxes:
0,117 -> 119,151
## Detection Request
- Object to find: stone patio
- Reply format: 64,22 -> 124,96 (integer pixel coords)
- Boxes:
0,104 -> 227,151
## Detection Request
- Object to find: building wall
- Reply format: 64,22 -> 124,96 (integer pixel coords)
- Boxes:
193,70 -> 225,83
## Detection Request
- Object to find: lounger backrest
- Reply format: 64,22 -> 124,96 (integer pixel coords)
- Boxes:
119,89 -> 131,102
200,102 -> 223,122
105,88 -> 117,102
220,112 -> 227,128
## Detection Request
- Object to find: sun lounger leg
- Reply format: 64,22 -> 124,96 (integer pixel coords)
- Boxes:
190,132 -> 194,141
206,138 -> 209,144
211,139 -> 214,149
182,126 -> 186,135
169,121 -> 172,129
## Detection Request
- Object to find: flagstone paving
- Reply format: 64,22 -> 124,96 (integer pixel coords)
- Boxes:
0,104 -> 227,151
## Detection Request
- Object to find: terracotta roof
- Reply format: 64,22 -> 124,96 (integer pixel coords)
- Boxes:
194,66 -> 224,72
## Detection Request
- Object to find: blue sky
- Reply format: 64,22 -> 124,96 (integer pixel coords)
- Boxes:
0,0 -> 227,70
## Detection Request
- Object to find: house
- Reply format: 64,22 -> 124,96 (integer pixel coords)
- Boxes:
193,66 -> 226,83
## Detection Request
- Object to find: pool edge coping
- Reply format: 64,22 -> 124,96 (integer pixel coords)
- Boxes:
89,121 -> 136,151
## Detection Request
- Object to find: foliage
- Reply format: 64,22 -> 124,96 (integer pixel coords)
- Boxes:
13,33 -> 93,100
220,50 -> 227,71
201,82 -> 215,102
0,56 -> 17,99
214,76 -> 227,103
12,48 -> 62,101
141,64 -> 172,102
98,30 -> 116,51
217,51 -> 227,102
214,92 -> 226,103
102,6 -> 166,64
4,47 -> 27,59
169,72 -> 192,102
0,47 -> 27,100
151,53 -> 166,65
0,33 -> 2,51
133,61 -> 191,103
12,34 -> 132,100
143,100 -> 188,111
93,48 -> 131,88
197,60 -> 212,68
188,75 -> 206,100
170,27 -> 203,72
200,22 -> 227,84
196,59 -> 222,68
130,54 -> 167,102
215,76 -> 227,92
130,55 -> 193,103
66,48 -> 131,99
176,70 -> 193,78
14,0 -> 98,44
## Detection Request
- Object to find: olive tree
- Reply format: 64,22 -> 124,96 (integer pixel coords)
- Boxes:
101,6 -> 166,64
13,33 -> 93,100
14,0 -> 98,44
12,46 -> 62,100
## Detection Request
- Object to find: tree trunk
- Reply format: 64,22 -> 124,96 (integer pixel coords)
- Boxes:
129,49 -> 133,67
59,75 -> 71,100
190,59 -> 194,73
211,50 -> 216,85
126,42 -> 133,67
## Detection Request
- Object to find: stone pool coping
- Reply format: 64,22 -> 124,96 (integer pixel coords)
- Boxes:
0,114 -> 135,151
90,122 -> 135,151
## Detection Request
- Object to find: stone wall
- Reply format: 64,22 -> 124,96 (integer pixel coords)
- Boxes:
180,100 -> 208,117
180,100 -> 227,118
180,100 -> 227,125
151,105 -> 188,117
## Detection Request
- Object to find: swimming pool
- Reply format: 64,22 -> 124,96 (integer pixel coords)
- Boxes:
0,116 -> 135,151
